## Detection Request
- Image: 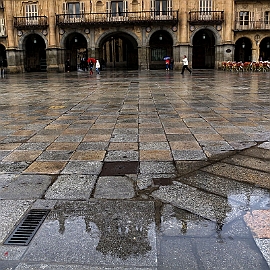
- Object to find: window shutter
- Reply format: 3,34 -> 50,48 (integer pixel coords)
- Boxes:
167,0 -> 172,16
106,1 -> 111,15
63,2 -> 68,14
80,2 -> 85,14
150,0 -> 155,12
123,1 -> 127,12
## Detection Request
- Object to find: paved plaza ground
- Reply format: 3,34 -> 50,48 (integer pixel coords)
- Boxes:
0,69 -> 270,269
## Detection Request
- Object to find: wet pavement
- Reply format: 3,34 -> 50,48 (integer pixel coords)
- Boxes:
0,69 -> 270,269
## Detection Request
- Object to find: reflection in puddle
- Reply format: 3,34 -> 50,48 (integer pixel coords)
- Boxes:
24,201 -> 157,266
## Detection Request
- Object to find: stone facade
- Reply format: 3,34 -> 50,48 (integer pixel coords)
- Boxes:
0,0 -> 269,73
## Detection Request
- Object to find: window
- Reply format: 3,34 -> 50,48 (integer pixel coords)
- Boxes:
106,1 -> 128,19
25,3 -> 38,24
239,11 -> 249,26
199,0 -> 212,13
150,0 -> 172,17
0,18 -> 5,36
199,0 -> 212,19
265,11 -> 270,24
63,2 -> 85,19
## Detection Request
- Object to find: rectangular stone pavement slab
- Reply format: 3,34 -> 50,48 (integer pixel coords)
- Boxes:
21,200 -> 157,267
0,200 -> 33,243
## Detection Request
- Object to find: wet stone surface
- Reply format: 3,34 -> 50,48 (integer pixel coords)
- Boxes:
0,71 -> 270,269
22,200 -> 157,267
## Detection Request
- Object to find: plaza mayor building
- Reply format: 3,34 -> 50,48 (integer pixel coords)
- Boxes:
0,0 -> 270,73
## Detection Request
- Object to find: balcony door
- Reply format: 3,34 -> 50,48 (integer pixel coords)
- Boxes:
151,0 -> 172,18
25,3 -> 38,25
199,0 -> 212,20
63,2 -> 85,22
106,1 -> 128,21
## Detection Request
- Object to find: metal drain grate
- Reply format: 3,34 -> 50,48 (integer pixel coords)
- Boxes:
4,209 -> 50,246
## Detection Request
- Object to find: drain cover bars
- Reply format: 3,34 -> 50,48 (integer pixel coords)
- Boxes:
4,209 -> 50,246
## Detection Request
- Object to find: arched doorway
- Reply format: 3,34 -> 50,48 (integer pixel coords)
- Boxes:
259,37 -> 270,61
25,34 -> 46,72
149,30 -> 173,70
65,33 -> 88,71
234,37 -> 252,62
100,32 -> 138,70
192,29 -> 215,69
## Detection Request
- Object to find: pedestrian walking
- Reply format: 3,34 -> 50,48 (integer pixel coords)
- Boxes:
95,60 -> 100,74
89,61 -> 94,75
181,55 -> 192,74
170,58 -> 174,70
165,58 -> 170,71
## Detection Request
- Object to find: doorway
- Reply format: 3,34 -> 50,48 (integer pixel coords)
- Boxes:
25,34 -> 46,72
234,38 -> 252,62
65,33 -> 88,71
192,30 -> 215,69
149,30 -> 173,70
100,33 -> 138,70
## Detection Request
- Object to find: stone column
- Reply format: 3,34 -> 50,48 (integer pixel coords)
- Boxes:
224,1 -> 234,43
46,0 -> 59,72
5,0 -> 15,48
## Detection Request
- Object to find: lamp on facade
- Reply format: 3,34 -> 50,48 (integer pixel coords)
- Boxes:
159,34 -> 162,41
242,41 -> 245,49
202,33 -> 206,39
267,42 -> 270,49
74,37 -> 78,43
33,37 -> 37,44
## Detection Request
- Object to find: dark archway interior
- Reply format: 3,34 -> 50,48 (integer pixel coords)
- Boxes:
149,30 -> 173,70
0,44 -> 7,67
65,33 -> 88,71
259,38 -> 270,61
234,37 -> 252,62
25,34 -> 46,72
192,30 -> 215,69
100,33 -> 138,70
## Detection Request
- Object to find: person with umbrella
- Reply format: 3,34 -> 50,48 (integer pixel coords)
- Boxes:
164,56 -> 170,71
87,58 -> 96,75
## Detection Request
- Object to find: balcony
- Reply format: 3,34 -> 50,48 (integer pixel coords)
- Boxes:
235,21 -> 270,31
56,10 -> 178,27
189,11 -> 224,25
14,16 -> 48,29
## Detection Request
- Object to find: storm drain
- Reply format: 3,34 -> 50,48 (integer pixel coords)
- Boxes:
4,209 -> 50,246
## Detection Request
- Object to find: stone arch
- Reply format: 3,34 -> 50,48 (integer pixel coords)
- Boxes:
18,32 -> 48,50
190,26 -> 222,46
146,27 -> 177,46
59,30 -> 90,49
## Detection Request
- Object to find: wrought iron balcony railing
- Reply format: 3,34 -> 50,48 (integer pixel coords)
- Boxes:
56,10 -> 178,26
235,21 -> 270,30
189,11 -> 224,24
14,16 -> 48,29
